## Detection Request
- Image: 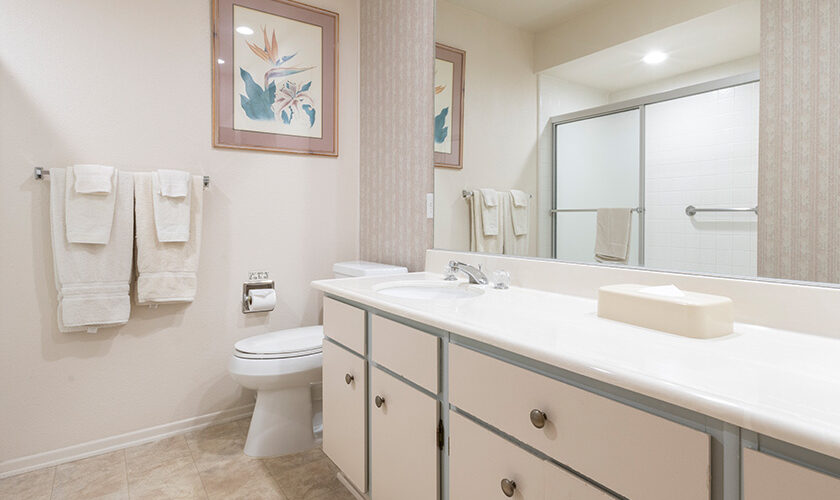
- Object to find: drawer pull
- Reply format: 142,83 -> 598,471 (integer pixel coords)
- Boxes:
375,395 -> 386,408
529,409 -> 548,429
345,373 -> 354,385
500,478 -> 517,497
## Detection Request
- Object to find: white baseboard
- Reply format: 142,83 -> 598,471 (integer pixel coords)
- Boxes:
336,471 -> 367,500
0,404 -> 254,479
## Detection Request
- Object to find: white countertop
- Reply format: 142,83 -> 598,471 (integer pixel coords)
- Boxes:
312,272 -> 840,460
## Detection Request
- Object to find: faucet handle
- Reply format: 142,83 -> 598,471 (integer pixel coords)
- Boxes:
443,265 -> 457,281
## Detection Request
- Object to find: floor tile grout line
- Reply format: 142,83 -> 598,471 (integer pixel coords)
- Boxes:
121,449 -> 129,499
48,465 -> 58,500
259,459 -> 292,500
183,434 -> 211,499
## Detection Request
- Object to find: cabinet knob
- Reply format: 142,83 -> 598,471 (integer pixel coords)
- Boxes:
529,409 -> 547,429
375,395 -> 386,408
345,373 -> 354,385
500,478 -> 517,497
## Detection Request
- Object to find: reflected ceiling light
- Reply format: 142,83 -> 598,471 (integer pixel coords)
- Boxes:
236,26 -> 254,35
642,51 -> 668,65
217,58 -> 225,64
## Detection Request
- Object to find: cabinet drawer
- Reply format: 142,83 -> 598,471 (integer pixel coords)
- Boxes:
450,411 -> 544,499
371,315 -> 439,393
323,297 -> 366,355
370,367 -> 439,500
544,460 -> 614,500
449,345 -> 710,500
743,448 -> 840,499
322,340 -> 367,492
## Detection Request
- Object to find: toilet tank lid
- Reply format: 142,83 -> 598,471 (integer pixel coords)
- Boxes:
333,261 -> 408,277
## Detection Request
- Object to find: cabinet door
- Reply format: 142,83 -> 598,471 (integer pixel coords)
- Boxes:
370,367 -> 439,500
450,411 -> 545,499
743,448 -> 840,499
322,340 -> 367,492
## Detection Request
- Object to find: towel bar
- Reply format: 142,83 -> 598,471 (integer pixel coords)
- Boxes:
34,167 -> 210,188
685,205 -> 758,216
462,189 -> 533,199
551,207 -> 645,214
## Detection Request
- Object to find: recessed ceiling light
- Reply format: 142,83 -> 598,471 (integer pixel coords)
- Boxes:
642,51 -> 668,65
217,58 -> 225,64
236,26 -> 254,35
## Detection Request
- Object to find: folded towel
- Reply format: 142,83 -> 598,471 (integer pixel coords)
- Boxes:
73,164 -> 114,194
157,169 -> 191,198
503,193 -> 529,256
50,168 -> 133,332
478,188 -> 500,236
152,171 -> 192,242
509,190 -> 529,236
135,173 -> 203,304
65,165 -> 118,244
469,193 -> 503,253
594,208 -> 632,263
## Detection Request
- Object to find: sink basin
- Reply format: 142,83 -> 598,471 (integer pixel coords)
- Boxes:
373,281 -> 484,300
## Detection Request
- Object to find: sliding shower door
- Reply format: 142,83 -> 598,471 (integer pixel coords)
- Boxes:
553,109 -> 642,265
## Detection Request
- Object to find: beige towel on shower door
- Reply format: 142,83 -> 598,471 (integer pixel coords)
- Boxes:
594,208 -> 632,264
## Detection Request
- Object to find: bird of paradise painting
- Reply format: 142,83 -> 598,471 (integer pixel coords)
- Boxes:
232,5 -> 322,138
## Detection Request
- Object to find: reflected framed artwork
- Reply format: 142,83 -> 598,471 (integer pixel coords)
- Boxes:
213,0 -> 338,156
434,43 -> 465,168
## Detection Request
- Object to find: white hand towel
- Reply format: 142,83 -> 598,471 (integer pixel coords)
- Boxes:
135,173 -> 203,304
503,194 -> 529,256
509,190 -> 529,236
152,170 -> 192,242
469,192 -> 503,253
73,164 -> 114,194
65,165 -> 118,244
50,168 -> 133,332
594,208 -> 632,264
157,169 -> 191,198
478,188 -> 500,236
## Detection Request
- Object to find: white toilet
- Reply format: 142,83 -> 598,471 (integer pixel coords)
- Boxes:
229,261 -> 407,458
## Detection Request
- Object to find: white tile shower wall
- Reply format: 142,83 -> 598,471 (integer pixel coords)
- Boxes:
644,82 -> 760,277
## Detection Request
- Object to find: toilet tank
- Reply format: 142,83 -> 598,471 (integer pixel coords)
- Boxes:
333,261 -> 408,279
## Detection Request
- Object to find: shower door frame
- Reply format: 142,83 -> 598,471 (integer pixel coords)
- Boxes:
549,71 -> 760,264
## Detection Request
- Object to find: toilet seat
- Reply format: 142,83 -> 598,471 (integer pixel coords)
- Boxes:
234,326 -> 324,360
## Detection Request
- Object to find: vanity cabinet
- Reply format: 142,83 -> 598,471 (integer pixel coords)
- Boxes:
323,297 -> 366,355
449,344 -> 710,500
322,339 -> 367,492
370,367 -> 439,500
743,448 -> 840,499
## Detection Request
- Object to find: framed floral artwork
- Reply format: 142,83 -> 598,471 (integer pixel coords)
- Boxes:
213,0 -> 338,156
434,43 -> 465,168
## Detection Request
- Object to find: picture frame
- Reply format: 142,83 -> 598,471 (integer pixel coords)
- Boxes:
434,43 -> 465,169
213,0 -> 338,156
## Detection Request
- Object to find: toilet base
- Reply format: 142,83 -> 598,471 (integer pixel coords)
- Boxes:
244,385 -> 315,458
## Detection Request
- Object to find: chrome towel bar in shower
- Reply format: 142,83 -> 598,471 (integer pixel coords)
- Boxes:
550,207 -> 644,214
685,205 -> 758,216
34,166 -> 210,188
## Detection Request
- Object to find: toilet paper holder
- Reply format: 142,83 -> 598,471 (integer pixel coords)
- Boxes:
242,279 -> 275,314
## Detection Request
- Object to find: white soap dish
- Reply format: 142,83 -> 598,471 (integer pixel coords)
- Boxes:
597,284 -> 733,339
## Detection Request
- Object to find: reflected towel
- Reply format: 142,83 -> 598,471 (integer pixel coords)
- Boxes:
469,192 -> 503,253
152,170 -> 192,242
594,208 -> 632,264
478,188 -> 500,236
65,165 -> 118,244
503,194 -> 529,256
509,190 -> 529,236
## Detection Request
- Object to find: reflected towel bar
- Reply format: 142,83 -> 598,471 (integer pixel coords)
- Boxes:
685,205 -> 757,216
551,207 -> 644,214
462,189 -> 532,199
34,166 -> 210,188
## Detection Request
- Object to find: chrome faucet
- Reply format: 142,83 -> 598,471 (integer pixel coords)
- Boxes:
445,260 -> 489,285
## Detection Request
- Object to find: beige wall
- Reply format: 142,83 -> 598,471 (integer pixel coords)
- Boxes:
0,0 -> 360,467
359,0 -> 435,271
434,0 -> 538,255
758,0 -> 840,283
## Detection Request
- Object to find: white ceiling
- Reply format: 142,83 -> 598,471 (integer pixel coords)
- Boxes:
443,0 -> 608,33
542,0 -> 760,93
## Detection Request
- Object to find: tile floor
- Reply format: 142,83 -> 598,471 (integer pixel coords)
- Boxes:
0,418 -> 356,500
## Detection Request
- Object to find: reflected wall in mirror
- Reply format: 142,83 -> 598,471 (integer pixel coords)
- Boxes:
433,0 -> 840,286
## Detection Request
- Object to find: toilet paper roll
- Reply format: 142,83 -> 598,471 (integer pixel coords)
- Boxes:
248,288 -> 276,312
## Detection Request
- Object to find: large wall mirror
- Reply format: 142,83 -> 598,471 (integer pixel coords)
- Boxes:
434,0 -> 840,287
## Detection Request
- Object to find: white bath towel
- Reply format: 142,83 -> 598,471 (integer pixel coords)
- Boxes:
594,208 -> 632,264
152,170 -> 192,242
503,193 -> 529,256
509,190 -> 529,236
50,168 -> 133,332
65,165 -> 118,244
469,192 -> 503,254
135,173 -> 203,304
478,188 -> 500,236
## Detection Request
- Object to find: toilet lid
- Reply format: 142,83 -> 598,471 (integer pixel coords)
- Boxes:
234,326 -> 324,359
